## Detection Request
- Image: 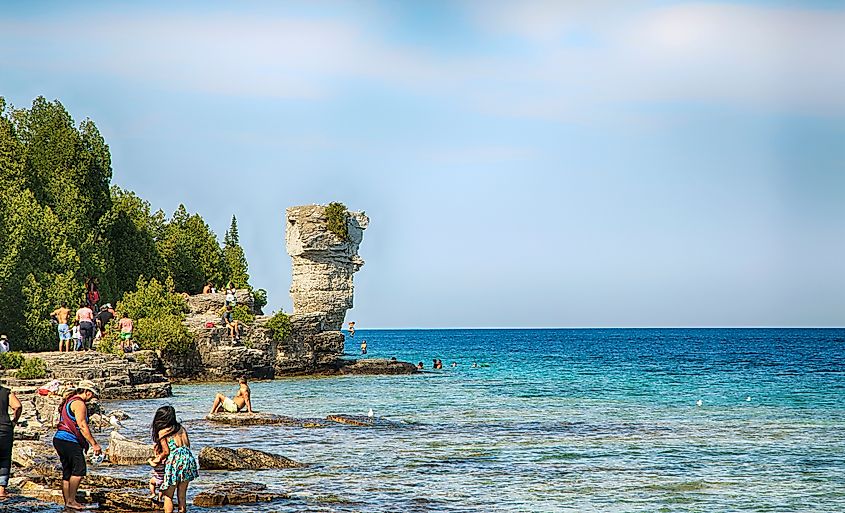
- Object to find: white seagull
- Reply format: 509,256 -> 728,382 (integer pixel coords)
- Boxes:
109,415 -> 123,430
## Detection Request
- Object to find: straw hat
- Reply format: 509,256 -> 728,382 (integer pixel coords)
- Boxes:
77,379 -> 101,398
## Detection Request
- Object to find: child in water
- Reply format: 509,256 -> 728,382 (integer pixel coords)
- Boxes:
147,444 -> 165,502
152,405 -> 199,513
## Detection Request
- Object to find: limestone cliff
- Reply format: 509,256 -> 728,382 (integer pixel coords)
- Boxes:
163,204 -> 411,379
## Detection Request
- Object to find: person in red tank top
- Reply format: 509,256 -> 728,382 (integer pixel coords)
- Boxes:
52,380 -> 102,510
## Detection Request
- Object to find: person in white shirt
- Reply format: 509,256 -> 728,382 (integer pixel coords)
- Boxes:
0,335 -> 9,353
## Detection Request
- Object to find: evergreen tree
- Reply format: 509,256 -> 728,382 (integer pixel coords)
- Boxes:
223,215 -> 249,288
158,205 -> 228,293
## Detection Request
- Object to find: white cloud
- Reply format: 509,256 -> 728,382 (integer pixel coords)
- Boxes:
2,3 -> 843,117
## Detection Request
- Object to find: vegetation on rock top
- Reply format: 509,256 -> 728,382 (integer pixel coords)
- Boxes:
325,202 -> 350,241
265,311 -> 292,341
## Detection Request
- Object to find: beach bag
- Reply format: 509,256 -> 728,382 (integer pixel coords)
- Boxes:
37,379 -> 62,396
205,321 -> 215,328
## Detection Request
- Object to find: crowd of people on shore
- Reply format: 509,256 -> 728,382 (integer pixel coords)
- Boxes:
51,301 -> 135,354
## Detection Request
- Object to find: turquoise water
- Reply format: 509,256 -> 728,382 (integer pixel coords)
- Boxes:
98,328 -> 843,512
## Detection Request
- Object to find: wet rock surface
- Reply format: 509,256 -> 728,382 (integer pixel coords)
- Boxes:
199,446 -> 302,470
107,431 -> 154,465
335,358 -> 418,375
206,412 -> 325,427
193,482 -> 290,508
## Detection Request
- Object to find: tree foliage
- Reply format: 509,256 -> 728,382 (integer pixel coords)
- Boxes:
0,96 -> 255,351
325,202 -> 349,241
223,215 -> 249,288
265,311 -> 292,341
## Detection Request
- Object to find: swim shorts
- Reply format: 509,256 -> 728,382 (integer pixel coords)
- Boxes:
53,438 -> 87,480
120,332 -> 132,341
222,397 -> 238,413
58,323 -> 71,340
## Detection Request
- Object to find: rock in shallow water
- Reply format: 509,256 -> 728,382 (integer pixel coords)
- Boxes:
206,411 -> 325,427
199,446 -> 302,470
107,431 -> 154,465
193,482 -> 290,507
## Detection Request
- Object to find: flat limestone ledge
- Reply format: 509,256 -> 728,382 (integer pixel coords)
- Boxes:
194,482 -> 290,508
206,412 -> 326,427
207,412 -> 405,429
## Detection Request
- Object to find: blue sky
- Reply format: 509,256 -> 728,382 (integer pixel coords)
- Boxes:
1,1 -> 843,327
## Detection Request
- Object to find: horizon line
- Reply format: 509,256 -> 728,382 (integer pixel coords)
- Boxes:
345,326 -> 845,330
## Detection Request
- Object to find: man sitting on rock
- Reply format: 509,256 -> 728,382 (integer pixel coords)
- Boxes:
221,305 -> 243,342
209,378 -> 253,415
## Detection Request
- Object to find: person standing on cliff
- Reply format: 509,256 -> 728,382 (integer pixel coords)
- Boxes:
118,313 -> 134,353
52,302 -> 72,352
53,380 -> 102,510
0,384 -> 22,498
75,301 -> 95,351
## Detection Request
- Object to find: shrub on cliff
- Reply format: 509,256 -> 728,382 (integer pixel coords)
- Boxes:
16,356 -> 47,379
0,351 -> 24,370
119,276 -> 186,319
116,276 -> 192,354
134,316 -> 193,354
96,330 -> 123,355
265,311 -> 292,341
232,304 -> 255,324
253,288 -> 267,313
325,202 -> 349,241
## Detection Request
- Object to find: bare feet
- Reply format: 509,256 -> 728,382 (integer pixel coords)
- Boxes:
65,501 -> 90,510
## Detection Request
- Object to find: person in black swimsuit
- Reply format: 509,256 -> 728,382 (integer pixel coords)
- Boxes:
0,385 -> 22,498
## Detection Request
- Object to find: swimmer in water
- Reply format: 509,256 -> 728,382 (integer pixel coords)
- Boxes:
417,361 -> 424,370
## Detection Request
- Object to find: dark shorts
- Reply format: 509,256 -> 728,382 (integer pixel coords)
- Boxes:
53,438 -> 87,480
79,321 -> 95,339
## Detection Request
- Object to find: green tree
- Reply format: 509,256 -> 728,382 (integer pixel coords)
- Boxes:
223,215 -> 249,288
100,187 -> 165,299
158,205 -> 227,293
0,186 -> 82,351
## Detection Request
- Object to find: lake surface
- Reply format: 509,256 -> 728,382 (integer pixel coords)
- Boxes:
94,328 -> 845,512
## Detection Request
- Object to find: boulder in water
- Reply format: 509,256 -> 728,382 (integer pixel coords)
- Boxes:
107,431 -> 154,465
198,446 -> 302,470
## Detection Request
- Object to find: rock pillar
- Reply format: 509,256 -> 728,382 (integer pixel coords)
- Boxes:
285,204 -> 368,331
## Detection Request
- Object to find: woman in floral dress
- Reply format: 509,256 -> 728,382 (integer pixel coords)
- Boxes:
152,406 -> 199,513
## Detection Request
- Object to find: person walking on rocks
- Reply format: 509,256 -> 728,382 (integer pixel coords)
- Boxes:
0,385 -> 22,498
75,301 -> 95,351
52,302 -> 72,352
53,380 -> 102,510
152,405 -> 199,513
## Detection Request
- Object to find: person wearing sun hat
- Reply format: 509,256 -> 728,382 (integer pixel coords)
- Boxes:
52,379 -> 103,510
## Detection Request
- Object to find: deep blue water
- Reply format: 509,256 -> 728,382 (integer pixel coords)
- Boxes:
96,328 -> 844,512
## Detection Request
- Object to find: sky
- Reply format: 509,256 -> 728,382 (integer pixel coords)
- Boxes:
1,0 -> 843,327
